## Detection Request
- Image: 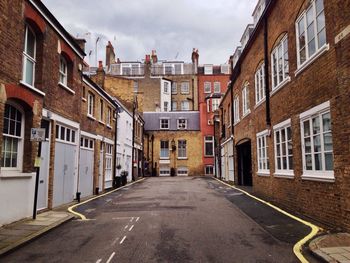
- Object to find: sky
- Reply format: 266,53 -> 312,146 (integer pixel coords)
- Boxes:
42,0 -> 257,66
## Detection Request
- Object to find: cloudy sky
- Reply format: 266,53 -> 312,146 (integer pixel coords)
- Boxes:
43,0 -> 257,66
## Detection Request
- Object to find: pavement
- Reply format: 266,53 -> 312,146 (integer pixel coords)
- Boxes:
0,210 -> 73,256
309,233 -> 350,263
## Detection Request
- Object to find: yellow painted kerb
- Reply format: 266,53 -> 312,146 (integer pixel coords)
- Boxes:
67,178 -> 146,221
214,178 -> 321,263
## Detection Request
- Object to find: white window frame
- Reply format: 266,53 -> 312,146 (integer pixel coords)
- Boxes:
300,101 -> 334,181
1,103 -> 24,171
164,101 -> 169,112
205,165 -> 214,175
160,140 -> 169,159
172,101 -> 177,111
204,82 -> 211,93
212,98 -> 220,112
164,81 -> 169,94
22,25 -> 36,87
55,124 -> 76,145
242,83 -> 250,117
180,82 -> 190,94
256,129 -> 270,175
107,107 -> 112,127
59,56 -> 68,86
177,140 -> 187,159
213,82 -> 221,93
271,35 -> 290,91
204,136 -> 214,157
177,119 -> 187,130
204,65 -> 213,75
105,143 -> 113,183
159,166 -> 170,176
181,101 -> 190,111
87,92 -> 95,118
80,136 -> 94,150
171,82 -> 177,94
160,118 -> 169,130
273,119 -> 294,177
255,63 -> 265,105
177,167 -> 188,176
233,96 -> 240,125
206,100 -> 211,113
295,0 -> 328,70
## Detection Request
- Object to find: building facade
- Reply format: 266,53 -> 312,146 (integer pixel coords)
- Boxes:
219,0 -> 350,230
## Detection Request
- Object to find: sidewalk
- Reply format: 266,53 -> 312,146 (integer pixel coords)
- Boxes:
309,233 -> 350,263
0,211 -> 74,256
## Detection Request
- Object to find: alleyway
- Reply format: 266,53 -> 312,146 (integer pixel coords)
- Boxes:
1,177 -> 309,263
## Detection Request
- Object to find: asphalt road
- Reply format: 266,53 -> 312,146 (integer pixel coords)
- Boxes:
1,177 -> 309,263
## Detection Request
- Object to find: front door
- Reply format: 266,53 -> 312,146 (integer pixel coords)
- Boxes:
237,140 -> 252,186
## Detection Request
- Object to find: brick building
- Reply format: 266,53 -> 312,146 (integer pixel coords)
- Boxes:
197,64 -> 230,176
219,0 -> 350,230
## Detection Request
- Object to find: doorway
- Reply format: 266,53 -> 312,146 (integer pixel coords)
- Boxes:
237,140 -> 252,186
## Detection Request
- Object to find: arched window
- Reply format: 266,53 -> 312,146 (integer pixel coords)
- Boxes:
22,25 -> 36,87
59,56 -> 68,86
1,103 -> 24,170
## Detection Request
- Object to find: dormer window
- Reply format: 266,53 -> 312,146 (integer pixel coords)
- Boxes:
204,65 -> 213,75
22,25 -> 36,87
177,119 -> 187,130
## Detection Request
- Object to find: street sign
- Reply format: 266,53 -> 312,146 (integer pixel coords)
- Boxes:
30,128 -> 46,142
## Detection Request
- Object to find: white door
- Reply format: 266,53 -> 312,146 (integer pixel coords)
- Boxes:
228,155 -> 234,182
99,150 -> 104,192
79,148 -> 94,198
38,140 -> 50,210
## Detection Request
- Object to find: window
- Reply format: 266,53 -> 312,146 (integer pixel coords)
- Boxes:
160,166 -> 170,176
160,140 -> 169,158
274,120 -> 293,175
22,25 -> 36,86
107,107 -> 112,126
171,82 -> 177,94
204,136 -> 214,157
271,36 -> 289,89
233,96 -> 240,124
99,99 -> 104,122
204,82 -> 211,93
212,99 -> 220,111
178,140 -> 187,158
181,101 -> 190,111
296,0 -> 326,67
164,101 -> 169,112
1,104 -> 23,169
257,130 -> 269,174
105,143 -> 113,183
177,119 -> 187,130
164,82 -> 169,93
242,84 -> 250,116
214,82 -> 221,93
255,64 -> 265,104
181,82 -> 189,94
300,102 -> 333,180
80,137 -> 94,150
175,64 -> 182,74
164,64 -> 174,75
228,104 -> 231,126
133,81 -> 138,93
205,165 -> 214,175
88,92 -> 94,117
59,56 -> 68,86
204,65 -> 213,75
55,124 -> 76,143
160,119 -> 169,129
172,101 -> 177,111
177,167 -> 188,176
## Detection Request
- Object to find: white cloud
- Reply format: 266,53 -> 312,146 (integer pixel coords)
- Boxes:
43,0 -> 257,65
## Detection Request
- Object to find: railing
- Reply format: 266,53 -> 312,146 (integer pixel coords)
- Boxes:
151,63 -> 195,76
108,64 -> 145,76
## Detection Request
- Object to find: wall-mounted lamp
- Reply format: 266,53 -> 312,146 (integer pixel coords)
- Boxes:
171,139 -> 176,151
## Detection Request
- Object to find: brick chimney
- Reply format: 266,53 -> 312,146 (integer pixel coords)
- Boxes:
96,61 -> 105,89
74,38 -> 86,53
105,41 -> 116,69
191,48 -> 199,73
151,50 -> 157,64
145,54 -> 151,64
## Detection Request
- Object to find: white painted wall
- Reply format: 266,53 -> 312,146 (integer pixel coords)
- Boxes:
0,172 -> 36,226
160,79 -> 171,112
116,110 -> 133,182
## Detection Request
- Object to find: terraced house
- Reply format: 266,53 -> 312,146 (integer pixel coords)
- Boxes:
219,0 -> 350,230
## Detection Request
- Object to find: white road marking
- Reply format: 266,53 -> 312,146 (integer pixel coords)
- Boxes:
124,225 -> 129,230
111,237 -> 120,246
96,259 -> 102,263
106,252 -> 115,263
129,217 -> 134,222
120,236 -> 127,244
129,225 -> 134,231
112,217 -> 133,220
136,217 -> 140,222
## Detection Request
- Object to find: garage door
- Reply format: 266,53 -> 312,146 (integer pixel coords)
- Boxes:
79,137 -> 94,198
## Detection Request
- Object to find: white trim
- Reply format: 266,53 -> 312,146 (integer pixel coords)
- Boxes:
273,118 -> 291,130
274,172 -> 294,179
28,0 -> 84,59
270,76 -> 291,97
295,44 -> 329,76
80,130 -> 98,139
83,78 -> 115,108
256,129 -> 269,137
42,109 -> 79,129
96,135 -> 114,145
254,97 -> 266,109
19,81 -> 46,96
220,135 -> 233,147
301,173 -> 335,182
257,172 -> 270,177
299,101 -> 330,119
58,82 -> 75,94
87,115 -> 96,121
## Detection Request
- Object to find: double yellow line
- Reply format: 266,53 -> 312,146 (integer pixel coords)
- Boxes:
68,178 -> 146,220
214,178 -> 321,263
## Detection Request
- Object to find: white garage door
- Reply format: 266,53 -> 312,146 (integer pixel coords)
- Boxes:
79,137 -> 94,198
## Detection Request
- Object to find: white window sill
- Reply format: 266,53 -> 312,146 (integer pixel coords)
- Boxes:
254,98 -> 266,109
273,171 -> 294,179
55,139 -> 77,146
87,115 -> 96,121
82,97 -> 87,102
301,172 -> 335,183
107,124 -> 112,129
177,157 -> 188,160
160,157 -> 170,160
58,82 -> 75,94
270,76 -> 291,97
233,120 -> 240,126
0,171 -> 35,179
242,110 -> 251,119
295,44 -> 330,77
257,171 -> 270,176
19,81 -> 46,96
98,120 -> 105,125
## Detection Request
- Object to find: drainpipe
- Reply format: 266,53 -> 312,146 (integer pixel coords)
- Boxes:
113,104 -> 119,188
151,134 -> 154,176
131,98 -> 135,181
264,17 -> 271,127
229,82 -> 236,183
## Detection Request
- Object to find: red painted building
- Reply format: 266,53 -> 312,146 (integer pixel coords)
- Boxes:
198,64 -> 231,176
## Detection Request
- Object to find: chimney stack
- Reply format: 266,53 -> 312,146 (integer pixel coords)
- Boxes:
191,48 -> 199,73
74,38 -> 86,53
105,41 -> 116,69
151,50 -> 157,64
145,54 -> 151,64
96,60 -> 105,89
